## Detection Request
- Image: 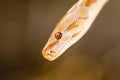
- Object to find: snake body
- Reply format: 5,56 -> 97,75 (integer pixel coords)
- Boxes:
42,0 -> 108,61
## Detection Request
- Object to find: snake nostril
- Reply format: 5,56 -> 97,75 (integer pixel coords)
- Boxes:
47,50 -> 56,56
55,32 -> 62,40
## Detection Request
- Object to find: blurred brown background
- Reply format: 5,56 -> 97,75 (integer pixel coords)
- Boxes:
0,0 -> 120,80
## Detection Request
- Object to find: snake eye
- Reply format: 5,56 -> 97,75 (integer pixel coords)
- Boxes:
55,32 -> 62,40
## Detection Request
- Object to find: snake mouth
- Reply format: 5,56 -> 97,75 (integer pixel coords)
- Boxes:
42,46 -> 64,61
42,49 -> 57,61
42,41 -> 65,61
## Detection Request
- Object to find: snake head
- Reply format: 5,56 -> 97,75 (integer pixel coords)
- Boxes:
42,20 -> 84,61
42,0 -> 89,61
42,0 -> 108,61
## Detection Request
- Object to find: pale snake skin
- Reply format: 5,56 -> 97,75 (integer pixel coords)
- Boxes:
42,0 -> 108,61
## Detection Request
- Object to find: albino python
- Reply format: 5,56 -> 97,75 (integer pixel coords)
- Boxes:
42,0 -> 108,61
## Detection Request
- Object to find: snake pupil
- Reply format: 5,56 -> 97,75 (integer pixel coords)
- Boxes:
55,32 -> 62,40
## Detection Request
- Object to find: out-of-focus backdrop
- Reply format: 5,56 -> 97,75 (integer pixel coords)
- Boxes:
0,0 -> 120,80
